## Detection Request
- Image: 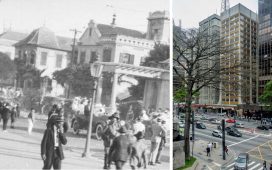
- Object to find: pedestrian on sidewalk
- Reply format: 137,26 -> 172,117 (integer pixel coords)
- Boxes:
156,120 -> 167,164
270,161 -> 272,170
10,107 -> 16,128
2,103 -> 10,132
149,118 -> 163,166
206,147 -> 211,156
225,146 -> 228,155
41,114 -> 67,170
208,142 -> 212,152
28,108 -> 35,135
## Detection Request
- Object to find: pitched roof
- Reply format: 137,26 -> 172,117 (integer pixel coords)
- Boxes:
97,24 -> 145,39
14,27 -> 72,51
0,31 -> 28,41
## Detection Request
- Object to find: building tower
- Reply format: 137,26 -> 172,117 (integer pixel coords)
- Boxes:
146,11 -> 170,44
258,0 -> 272,98
220,4 -> 258,105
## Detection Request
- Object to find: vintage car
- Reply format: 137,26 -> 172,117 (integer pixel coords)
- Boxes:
71,111 -> 109,140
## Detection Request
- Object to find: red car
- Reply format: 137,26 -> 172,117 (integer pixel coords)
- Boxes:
226,119 -> 236,123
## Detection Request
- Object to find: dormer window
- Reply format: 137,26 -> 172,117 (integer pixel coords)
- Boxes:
89,28 -> 92,37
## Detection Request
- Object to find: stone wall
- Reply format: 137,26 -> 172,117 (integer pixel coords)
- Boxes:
173,141 -> 185,169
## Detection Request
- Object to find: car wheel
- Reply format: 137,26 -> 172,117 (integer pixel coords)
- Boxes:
95,123 -> 104,140
72,121 -> 80,135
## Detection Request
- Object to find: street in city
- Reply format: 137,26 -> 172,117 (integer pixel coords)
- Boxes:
193,113 -> 272,170
0,117 -> 170,169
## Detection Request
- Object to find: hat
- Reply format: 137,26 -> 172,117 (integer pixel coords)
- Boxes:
112,112 -> 120,119
118,126 -> 127,134
162,120 -> 166,124
157,118 -> 161,122
135,131 -> 145,140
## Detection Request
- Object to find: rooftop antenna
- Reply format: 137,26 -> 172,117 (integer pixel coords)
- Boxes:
221,0 -> 230,13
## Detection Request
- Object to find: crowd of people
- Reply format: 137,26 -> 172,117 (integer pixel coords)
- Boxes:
0,100 -> 20,132
100,108 -> 168,170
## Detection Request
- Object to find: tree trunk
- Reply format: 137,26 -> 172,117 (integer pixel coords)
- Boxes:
184,88 -> 193,161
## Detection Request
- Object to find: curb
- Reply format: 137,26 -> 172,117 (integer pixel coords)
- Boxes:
193,160 -> 199,170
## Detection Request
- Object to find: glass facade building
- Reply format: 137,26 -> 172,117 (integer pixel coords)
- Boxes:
258,0 -> 272,96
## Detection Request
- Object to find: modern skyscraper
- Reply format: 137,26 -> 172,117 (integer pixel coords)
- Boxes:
198,14 -> 221,105
258,0 -> 272,97
220,3 -> 258,105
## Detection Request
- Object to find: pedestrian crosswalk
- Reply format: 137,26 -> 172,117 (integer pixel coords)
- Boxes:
224,160 -> 263,170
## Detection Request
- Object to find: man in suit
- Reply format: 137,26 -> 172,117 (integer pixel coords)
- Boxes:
109,126 -> 130,170
41,113 -> 67,170
2,103 -> 10,132
149,118 -> 163,165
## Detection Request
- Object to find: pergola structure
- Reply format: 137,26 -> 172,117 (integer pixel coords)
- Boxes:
93,62 -> 169,113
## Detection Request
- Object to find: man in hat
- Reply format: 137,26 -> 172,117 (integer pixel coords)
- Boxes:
133,116 -> 145,136
109,126 -> 130,170
156,120 -> 167,164
102,112 -> 121,169
149,118 -> 163,165
41,113 -> 67,170
2,103 -> 10,132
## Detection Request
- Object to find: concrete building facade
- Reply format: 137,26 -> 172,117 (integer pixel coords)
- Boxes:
198,14 -> 221,105
220,4 -> 258,105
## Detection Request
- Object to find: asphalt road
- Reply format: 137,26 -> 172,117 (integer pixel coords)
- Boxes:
194,114 -> 272,169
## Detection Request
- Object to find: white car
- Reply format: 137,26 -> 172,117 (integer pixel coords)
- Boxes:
235,122 -> 244,128
210,119 -> 221,124
212,130 -> 222,138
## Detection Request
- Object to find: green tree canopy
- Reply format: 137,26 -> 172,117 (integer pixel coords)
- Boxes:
259,81 -> 272,109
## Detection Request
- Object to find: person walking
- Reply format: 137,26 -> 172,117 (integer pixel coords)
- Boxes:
109,126 -> 130,170
225,146 -> 229,155
41,114 -> 67,170
28,108 -> 35,135
156,120 -> 167,164
2,103 -> 10,132
149,118 -> 163,166
10,107 -> 16,128
206,146 -> 211,157
102,112 -> 121,169
264,160 -> 267,170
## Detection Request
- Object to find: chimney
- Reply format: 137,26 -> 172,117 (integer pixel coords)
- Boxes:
111,14 -> 116,27
179,19 -> 182,28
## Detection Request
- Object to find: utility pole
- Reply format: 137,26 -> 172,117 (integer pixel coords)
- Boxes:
67,29 -> 81,98
222,119 -> 226,160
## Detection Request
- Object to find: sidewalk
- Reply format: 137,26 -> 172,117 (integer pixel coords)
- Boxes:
192,140 -> 234,170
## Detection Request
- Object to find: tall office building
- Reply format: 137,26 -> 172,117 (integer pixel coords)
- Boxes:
198,14 -> 221,105
258,0 -> 272,96
220,4 -> 258,105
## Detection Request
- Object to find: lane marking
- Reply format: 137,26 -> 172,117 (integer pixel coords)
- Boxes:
228,135 -> 260,147
248,161 -> 255,166
249,163 -> 261,170
226,162 -> 234,167
212,162 -> 221,167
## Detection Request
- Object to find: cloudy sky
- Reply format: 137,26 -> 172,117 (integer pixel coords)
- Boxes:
173,0 -> 258,28
0,0 -> 169,37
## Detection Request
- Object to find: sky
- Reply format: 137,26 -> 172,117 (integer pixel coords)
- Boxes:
173,0 -> 258,28
0,0 -> 169,38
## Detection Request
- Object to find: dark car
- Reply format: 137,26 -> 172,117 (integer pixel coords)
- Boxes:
225,126 -> 235,133
71,113 -> 108,140
257,125 -> 269,130
228,129 -> 242,137
196,122 -> 206,129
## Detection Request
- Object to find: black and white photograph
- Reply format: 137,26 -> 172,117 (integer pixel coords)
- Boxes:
0,0 -> 170,169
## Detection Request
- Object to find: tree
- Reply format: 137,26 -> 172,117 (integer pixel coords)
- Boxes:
259,81 -> 272,109
143,43 -> 169,67
173,27 -> 238,160
53,64 -> 95,98
0,52 -> 16,80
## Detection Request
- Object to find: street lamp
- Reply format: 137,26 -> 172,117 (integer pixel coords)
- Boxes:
82,62 -> 103,158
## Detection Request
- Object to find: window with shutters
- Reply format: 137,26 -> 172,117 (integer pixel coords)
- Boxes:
56,54 -> 63,68
40,52 -> 47,66
119,53 -> 134,64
